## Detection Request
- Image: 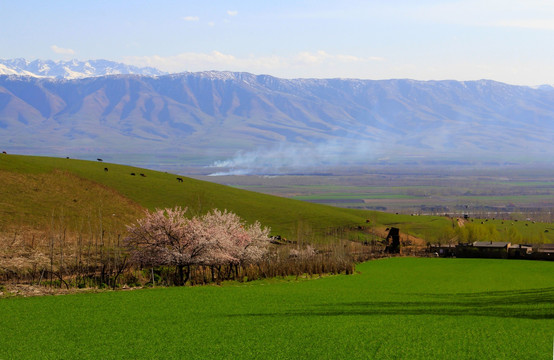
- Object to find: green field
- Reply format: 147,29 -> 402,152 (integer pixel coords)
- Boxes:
197,170 -> 554,219
292,193 -> 418,201
0,257 -> 552,359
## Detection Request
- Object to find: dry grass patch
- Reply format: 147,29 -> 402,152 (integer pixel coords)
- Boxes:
0,169 -> 144,234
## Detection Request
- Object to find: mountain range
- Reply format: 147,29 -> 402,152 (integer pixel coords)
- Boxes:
0,59 -> 166,79
0,60 -> 553,172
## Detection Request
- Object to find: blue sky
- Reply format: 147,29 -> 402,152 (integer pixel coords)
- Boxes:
1,0 -> 553,85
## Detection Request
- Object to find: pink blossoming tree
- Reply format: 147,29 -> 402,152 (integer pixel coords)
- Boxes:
125,207 -> 271,285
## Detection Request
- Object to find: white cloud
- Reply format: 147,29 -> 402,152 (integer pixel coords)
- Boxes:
295,51 -> 331,64
50,45 -> 75,55
208,21 -> 215,27
122,50 -> 386,79
121,49 -> 554,85
183,16 -> 199,22
293,51 -> 383,66
227,10 -> 238,16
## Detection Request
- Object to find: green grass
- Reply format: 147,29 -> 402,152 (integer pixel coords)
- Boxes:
0,155 -> 452,241
0,155 -> 370,237
0,257 -> 552,359
0,168 -> 144,233
1,154 -> 551,243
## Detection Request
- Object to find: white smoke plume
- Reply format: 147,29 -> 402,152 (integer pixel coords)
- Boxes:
208,140 -> 386,176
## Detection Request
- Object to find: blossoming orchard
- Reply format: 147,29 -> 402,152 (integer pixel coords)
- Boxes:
0,206 -> 357,290
125,207 -> 272,284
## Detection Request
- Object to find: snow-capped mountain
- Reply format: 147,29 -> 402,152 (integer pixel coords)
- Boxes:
0,69 -> 553,168
0,59 -> 166,79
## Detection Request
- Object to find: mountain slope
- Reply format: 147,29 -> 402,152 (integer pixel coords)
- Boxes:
0,71 -> 553,169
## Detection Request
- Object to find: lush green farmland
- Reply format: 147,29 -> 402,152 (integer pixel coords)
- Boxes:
1,257 -> 552,359
197,169 -> 554,218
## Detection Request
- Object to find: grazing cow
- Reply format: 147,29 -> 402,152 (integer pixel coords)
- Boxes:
176,177 -> 183,182
2,151 -> 6,154
130,173 -> 136,176
140,173 -> 146,177
97,158 -> 103,162
104,168 -> 108,172
66,157 -> 70,159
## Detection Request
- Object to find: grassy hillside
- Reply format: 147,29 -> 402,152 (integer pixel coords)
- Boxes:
0,167 -> 144,235
0,154 -> 380,239
2,154 -> 551,243
1,257 -> 552,359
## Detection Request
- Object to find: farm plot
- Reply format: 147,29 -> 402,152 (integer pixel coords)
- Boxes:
197,170 -> 554,217
1,257 -> 553,359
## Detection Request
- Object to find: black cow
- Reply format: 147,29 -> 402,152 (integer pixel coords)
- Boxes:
130,173 -> 136,176
104,168 -> 108,172
176,177 -> 183,182
140,173 -> 146,177
97,158 -> 103,162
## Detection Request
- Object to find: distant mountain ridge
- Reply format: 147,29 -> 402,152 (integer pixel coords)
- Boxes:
0,59 -> 166,79
0,68 -> 553,170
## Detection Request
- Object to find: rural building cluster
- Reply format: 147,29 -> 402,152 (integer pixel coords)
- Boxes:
429,242 -> 554,260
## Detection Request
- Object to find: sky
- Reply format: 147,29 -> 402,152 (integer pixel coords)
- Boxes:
1,0 -> 554,85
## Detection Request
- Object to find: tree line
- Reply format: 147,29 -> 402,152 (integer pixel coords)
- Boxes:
0,207 -> 356,291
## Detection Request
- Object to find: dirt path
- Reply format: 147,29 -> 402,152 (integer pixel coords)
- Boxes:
456,217 -> 467,227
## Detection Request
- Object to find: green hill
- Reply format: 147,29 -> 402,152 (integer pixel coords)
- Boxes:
11,153 -> 550,244
0,154 -> 384,240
